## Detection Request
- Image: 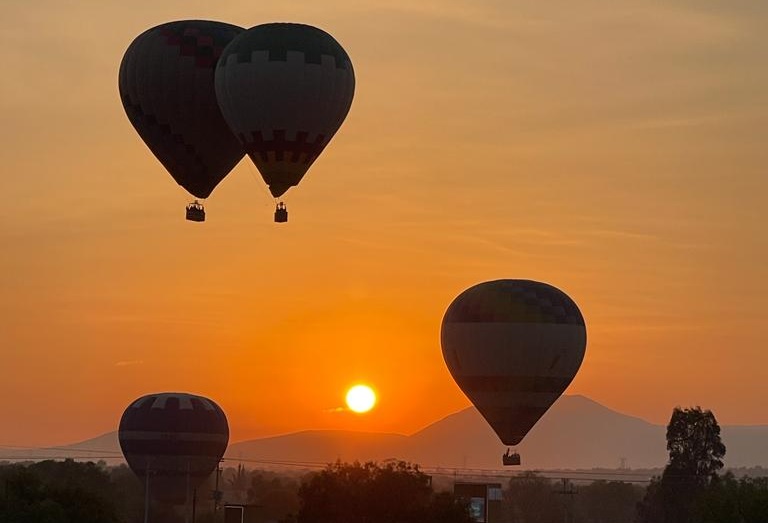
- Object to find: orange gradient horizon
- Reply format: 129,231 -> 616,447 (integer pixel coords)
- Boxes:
1,1 -> 767,447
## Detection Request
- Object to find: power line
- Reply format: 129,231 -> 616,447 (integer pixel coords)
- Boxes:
0,443 -> 656,483
0,443 -> 121,454
0,455 -> 123,461
218,456 -> 655,483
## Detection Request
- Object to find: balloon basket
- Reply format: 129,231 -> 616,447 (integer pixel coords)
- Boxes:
503,449 -> 521,466
274,202 -> 288,223
186,201 -> 205,222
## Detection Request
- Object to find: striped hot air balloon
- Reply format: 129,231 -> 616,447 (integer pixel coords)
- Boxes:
119,21 -> 245,221
441,280 -> 587,447
215,23 -> 355,222
118,392 -> 229,504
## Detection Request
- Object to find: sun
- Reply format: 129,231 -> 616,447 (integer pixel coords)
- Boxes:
345,385 -> 377,413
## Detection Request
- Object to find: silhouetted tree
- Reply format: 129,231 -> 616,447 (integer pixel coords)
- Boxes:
247,470 -> 300,523
694,472 -> 768,523
297,460 -> 471,523
736,476 -> 768,522
666,407 -> 725,483
637,406 -> 726,523
108,464 -> 146,522
0,460 -> 120,523
226,464 -> 251,503
505,472 -> 561,523
575,480 -> 643,523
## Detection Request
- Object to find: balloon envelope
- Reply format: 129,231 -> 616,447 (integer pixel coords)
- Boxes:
440,280 -> 586,446
119,20 -> 245,199
215,23 -> 355,197
118,392 -> 229,504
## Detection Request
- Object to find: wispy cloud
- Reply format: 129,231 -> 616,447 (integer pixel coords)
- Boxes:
583,229 -> 658,241
114,360 -> 143,367
627,113 -> 734,131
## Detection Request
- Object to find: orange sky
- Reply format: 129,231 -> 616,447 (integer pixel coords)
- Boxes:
1,1 -> 767,447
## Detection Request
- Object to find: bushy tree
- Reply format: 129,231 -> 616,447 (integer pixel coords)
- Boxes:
0,460 -> 121,523
665,407 -> 725,483
297,461 -> 471,523
247,470 -> 300,522
637,406 -> 726,523
696,473 -> 768,523
575,480 -> 643,523
108,464 -> 146,522
505,472 -> 561,523
226,464 -> 251,504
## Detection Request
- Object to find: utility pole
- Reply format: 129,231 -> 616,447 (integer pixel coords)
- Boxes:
213,463 -> 223,522
554,478 -> 578,523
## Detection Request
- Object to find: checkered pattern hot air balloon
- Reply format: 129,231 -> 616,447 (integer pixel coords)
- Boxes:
118,392 -> 229,504
119,21 -> 245,203
215,23 -> 355,200
441,280 -> 587,446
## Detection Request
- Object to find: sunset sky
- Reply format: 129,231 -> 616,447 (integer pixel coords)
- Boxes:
1,1 -> 766,447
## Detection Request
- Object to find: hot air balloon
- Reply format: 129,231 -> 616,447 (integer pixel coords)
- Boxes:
118,392 -> 229,507
215,23 -> 355,223
440,280 -> 586,466
119,21 -> 245,222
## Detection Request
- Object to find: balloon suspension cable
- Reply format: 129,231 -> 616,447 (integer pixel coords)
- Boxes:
185,199 -> 206,211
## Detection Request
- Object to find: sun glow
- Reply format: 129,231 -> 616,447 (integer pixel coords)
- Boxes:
346,385 -> 377,413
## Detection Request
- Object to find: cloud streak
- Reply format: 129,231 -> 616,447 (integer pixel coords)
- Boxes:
114,360 -> 144,368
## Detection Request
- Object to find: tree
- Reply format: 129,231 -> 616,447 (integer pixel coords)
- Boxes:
696,473 -> 768,523
297,461 -> 471,523
737,477 -> 768,523
637,406 -> 726,523
0,460 -> 121,523
665,407 -> 725,483
247,470 -> 300,523
576,480 -> 643,523
108,464 -> 146,523
505,472 -> 561,523
226,464 -> 251,504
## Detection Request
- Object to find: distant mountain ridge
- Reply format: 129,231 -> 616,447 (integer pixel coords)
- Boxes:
3,396 -> 767,470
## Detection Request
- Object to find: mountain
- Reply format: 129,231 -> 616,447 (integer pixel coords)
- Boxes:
0,431 -> 123,465
396,395 -> 667,469
228,430 -> 407,465
3,396 -> 767,470
224,396 -> 768,470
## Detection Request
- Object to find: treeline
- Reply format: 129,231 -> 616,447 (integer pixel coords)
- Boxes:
0,460 -> 141,523
0,460 -> 467,523
2,458 -> 768,523
501,473 -> 643,523
0,459 -> 641,523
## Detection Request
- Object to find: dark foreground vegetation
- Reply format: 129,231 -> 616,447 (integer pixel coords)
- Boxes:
2,407 -> 768,523
636,407 -> 768,523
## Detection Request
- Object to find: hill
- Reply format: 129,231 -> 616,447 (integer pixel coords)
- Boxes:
3,396 -> 767,470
